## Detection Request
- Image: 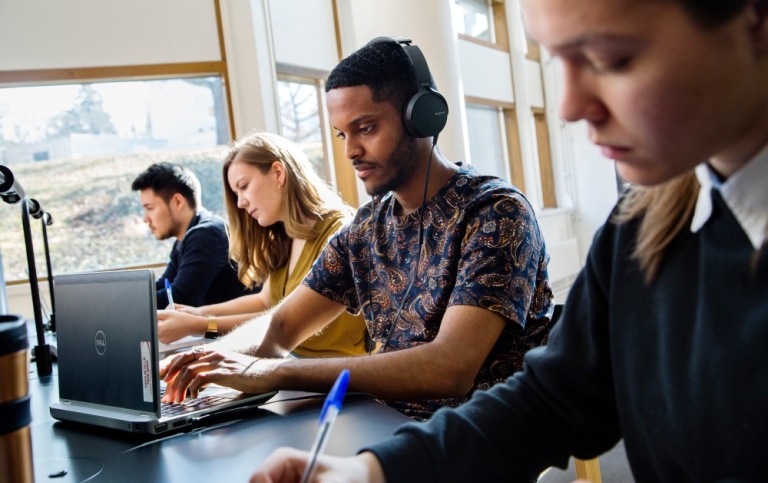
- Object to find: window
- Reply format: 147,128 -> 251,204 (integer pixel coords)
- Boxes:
276,75 -> 330,184
464,102 -> 525,191
453,0 -> 509,51
276,68 -> 360,208
465,104 -> 506,179
0,77 -> 230,281
452,0 -> 493,42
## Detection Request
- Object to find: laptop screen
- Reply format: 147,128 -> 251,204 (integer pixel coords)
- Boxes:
55,270 -> 158,413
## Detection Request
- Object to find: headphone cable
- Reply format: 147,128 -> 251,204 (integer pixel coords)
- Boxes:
377,136 -> 438,354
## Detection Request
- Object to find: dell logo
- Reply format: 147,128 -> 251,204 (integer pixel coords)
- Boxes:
95,330 -> 106,355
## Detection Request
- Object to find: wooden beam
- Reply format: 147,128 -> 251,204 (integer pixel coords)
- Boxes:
534,112 -> 557,208
0,62 -> 228,86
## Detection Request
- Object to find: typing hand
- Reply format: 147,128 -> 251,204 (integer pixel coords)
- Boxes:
157,310 -> 205,344
160,348 -> 282,403
250,448 -> 385,483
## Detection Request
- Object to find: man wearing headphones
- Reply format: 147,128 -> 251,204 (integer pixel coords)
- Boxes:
161,38 -> 553,421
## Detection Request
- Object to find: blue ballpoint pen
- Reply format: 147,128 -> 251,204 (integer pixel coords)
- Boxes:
164,278 -> 175,310
300,369 -> 350,483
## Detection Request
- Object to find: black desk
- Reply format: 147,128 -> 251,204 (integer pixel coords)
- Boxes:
27,365 -> 411,482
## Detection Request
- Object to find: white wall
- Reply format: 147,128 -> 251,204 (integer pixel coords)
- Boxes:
268,0 -> 338,72
219,0 -> 280,136
0,0 -> 220,70
542,58 -> 619,264
566,123 -> 620,262
457,40 -> 513,103
525,59 -> 545,109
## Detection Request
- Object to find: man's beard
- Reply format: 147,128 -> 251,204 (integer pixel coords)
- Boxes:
155,209 -> 182,240
365,133 -> 419,196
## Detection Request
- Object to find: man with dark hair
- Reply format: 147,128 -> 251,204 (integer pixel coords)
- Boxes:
161,39 -> 553,421
132,162 -> 247,310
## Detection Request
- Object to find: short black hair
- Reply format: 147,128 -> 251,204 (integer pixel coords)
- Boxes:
675,0 -> 750,27
131,162 -> 201,209
326,39 -> 436,115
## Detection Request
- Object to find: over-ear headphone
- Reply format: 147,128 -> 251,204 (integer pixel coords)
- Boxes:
365,36 -> 449,138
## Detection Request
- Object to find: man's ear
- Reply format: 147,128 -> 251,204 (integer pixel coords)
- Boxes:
749,0 -> 768,53
170,193 -> 186,211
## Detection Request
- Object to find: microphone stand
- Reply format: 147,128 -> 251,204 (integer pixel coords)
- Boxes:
1,166 -> 52,376
32,208 -> 56,332
20,198 -> 52,376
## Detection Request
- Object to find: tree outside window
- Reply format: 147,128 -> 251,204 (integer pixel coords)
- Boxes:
0,77 -> 229,281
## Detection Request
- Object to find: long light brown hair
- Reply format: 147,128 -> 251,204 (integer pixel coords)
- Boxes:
614,173 -> 699,283
223,132 -> 352,288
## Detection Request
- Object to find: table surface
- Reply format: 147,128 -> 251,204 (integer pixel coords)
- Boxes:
25,331 -> 412,482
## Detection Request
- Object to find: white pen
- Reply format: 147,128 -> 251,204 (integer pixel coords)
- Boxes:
164,278 -> 175,310
300,369 -> 350,483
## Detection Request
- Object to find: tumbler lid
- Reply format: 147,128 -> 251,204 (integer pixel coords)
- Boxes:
0,314 -> 28,356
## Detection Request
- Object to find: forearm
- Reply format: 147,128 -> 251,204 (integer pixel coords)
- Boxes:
272,342 -> 476,399
208,311 -> 275,355
215,313 -> 258,334
172,313 -> 257,339
201,292 -> 269,317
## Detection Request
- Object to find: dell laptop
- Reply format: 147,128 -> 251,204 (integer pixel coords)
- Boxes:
50,269 -> 275,435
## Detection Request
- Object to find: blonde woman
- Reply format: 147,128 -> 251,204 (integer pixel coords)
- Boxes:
158,132 -> 367,357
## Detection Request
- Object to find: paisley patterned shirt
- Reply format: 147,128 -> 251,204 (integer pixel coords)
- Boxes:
304,165 -> 553,420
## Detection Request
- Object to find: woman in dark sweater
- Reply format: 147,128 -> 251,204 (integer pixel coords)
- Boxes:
250,0 -> 768,481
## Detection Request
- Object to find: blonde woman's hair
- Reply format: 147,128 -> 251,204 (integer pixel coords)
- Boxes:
223,132 -> 352,288
614,172 -> 700,284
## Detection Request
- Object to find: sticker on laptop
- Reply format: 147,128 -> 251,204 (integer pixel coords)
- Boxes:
140,341 -> 153,403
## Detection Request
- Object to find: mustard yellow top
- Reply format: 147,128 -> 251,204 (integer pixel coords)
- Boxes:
269,211 -> 367,357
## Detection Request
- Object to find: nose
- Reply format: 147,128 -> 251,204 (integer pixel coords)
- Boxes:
558,64 -> 608,125
344,136 -> 363,161
236,193 -> 248,209
143,212 -> 150,224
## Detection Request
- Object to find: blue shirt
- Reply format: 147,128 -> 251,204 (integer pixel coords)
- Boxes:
157,209 -> 250,308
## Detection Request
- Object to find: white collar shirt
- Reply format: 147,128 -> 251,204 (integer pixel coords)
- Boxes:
690,143 -> 768,249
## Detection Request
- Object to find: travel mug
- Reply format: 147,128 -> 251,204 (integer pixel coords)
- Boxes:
0,314 -> 34,483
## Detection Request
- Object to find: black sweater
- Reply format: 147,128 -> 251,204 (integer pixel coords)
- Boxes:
368,190 -> 768,482
156,210 -> 248,308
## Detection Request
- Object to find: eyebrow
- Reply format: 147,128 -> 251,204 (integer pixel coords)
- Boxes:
333,114 -> 376,132
548,33 -> 643,54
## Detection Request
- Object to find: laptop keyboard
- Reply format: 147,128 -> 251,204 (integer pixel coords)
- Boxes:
160,389 -> 235,417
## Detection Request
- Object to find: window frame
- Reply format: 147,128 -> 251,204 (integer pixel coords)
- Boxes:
532,107 -> 557,208
274,64 -> 358,208
464,96 -> 525,191
0,1 -> 235,283
276,71 -> 334,186
455,0 -> 509,52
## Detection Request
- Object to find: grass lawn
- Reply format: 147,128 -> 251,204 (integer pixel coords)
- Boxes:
1,146 -> 228,281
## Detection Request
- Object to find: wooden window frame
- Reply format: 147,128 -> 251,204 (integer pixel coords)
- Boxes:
532,107 -> 556,208
275,71 -> 336,187
456,0 -> 509,52
274,68 -> 359,208
464,96 -> 525,192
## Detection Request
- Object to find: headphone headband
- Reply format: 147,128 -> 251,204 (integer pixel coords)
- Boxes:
364,36 -> 449,138
366,37 -> 434,90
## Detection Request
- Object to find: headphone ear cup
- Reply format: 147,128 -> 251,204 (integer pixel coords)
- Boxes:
404,89 -> 449,138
